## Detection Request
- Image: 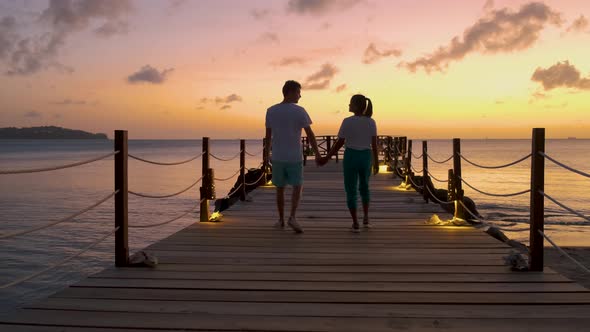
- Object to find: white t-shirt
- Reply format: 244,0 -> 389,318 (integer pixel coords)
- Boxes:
337,115 -> 378,150
265,103 -> 312,162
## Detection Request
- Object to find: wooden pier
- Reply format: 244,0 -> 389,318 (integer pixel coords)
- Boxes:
2,162 -> 590,331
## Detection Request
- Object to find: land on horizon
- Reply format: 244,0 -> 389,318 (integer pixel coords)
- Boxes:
0,126 -> 108,140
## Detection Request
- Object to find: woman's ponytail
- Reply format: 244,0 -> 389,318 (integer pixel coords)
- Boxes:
363,97 -> 373,118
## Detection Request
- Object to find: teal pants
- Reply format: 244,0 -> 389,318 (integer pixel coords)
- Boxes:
343,148 -> 372,209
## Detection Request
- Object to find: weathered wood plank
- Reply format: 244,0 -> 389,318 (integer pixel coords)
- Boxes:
52,287 -> 590,304
2,310 -> 590,332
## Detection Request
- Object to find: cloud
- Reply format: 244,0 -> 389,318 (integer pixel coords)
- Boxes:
531,61 -> 590,91
400,2 -> 563,73
362,43 -> 402,64
215,94 -> 243,104
1,0 -> 132,76
286,0 -> 363,15
169,0 -> 188,9
335,83 -> 347,93
271,56 -> 308,67
94,20 -> 128,37
250,9 -> 272,20
24,110 -> 42,118
483,0 -> 495,12
566,15 -> 589,33
198,94 -> 243,110
127,65 -> 174,84
257,32 -> 279,44
50,98 -> 87,105
302,63 -> 339,90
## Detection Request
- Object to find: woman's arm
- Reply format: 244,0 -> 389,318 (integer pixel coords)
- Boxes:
325,137 -> 345,160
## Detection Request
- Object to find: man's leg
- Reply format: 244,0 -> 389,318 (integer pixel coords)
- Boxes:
276,187 -> 285,225
290,185 -> 303,218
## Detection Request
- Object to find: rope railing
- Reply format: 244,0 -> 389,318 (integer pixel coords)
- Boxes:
214,169 -> 242,182
129,177 -> 202,199
223,183 -> 245,199
0,151 -> 119,175
424,183 -> 454,205
410,165 -> 423,174
128,152 -> 203,166
411,151 -> 423,159
539,230 -> 590,274
245,148 -> 264,157
459,176 -> 531,198
459,153 -> 531,169
0,191 -> 118,240
406,174 -> 424,189
540,191 -> 590,223
245,172 -> 267,186
210,150 -> 242,162
541,152 -> 590,179
129,199 -> 204,229
425,168 -> 447,183
426,153 -> 453,164
0,227 -> 119,289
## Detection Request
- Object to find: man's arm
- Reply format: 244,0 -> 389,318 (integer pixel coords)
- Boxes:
372,135 -> 379,174
303,126 -> 321,160
265,127 -> 272,162
325,137 -> 345,160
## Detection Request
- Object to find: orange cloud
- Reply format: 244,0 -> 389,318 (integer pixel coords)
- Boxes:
531,61 -> 590,91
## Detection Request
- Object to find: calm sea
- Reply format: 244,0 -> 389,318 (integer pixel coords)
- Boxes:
1,138 -> 589,312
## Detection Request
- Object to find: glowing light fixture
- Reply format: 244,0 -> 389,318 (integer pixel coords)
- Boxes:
209,211 -> 223,222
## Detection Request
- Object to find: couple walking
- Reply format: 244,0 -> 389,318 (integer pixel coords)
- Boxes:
265,80 -> 379,234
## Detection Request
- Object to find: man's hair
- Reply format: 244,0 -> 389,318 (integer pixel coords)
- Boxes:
282,80 -> 301,96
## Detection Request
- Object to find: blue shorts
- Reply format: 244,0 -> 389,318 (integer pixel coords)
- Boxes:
272,160 -> 303,188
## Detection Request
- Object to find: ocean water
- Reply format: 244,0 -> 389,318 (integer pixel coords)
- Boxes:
1,138 -> 589,312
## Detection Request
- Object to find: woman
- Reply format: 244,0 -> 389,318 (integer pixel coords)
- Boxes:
319,94 -> 379,232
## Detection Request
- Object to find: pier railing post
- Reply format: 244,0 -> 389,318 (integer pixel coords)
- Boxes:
422,141 -> 429,203
447,169 -> 456,202
529,128 -> 545,271
335,136 -> 339,163
200,137 -> 210,222
453,138 -> 465,220
326,136 -> 332,161
386,136 -> 393,171
393,137 -> 399,177
114,130 -> 129,267
239,139 -> 246,201
407,140 -> 413,177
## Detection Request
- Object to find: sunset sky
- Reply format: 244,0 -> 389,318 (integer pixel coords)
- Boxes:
1,0 -> 589,139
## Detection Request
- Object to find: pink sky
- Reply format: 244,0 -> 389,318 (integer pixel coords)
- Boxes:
1,0 -> 589,138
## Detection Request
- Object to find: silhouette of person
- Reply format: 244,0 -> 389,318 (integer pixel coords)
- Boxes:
265,80 -> 321,233
319,94 -> 378,232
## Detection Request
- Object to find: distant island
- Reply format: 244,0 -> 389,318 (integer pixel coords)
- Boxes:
0,126 -> 108,139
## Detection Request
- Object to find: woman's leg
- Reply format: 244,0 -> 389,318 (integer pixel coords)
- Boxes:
358,150 -> 372,224
343,149 -> 359,227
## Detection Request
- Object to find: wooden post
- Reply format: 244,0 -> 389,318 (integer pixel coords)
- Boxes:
407,140 -> 413,176
422,141 -> 429,203
393,137 -> 399,177
239,139 -> 246,201
529,128 -> 545,271
453,138 -> 465,219
326,136 -> 332,161
447,169 -> 455,202
200,137 -> 210,222
386,136 -> 393,171
114,130 -> 128,267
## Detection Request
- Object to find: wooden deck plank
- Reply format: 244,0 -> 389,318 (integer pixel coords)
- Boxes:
2,310 -> 590,332
51,287 -> 590,304
2,163 -> 588,331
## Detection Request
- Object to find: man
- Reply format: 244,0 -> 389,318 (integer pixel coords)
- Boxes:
265,80 -> 321,233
